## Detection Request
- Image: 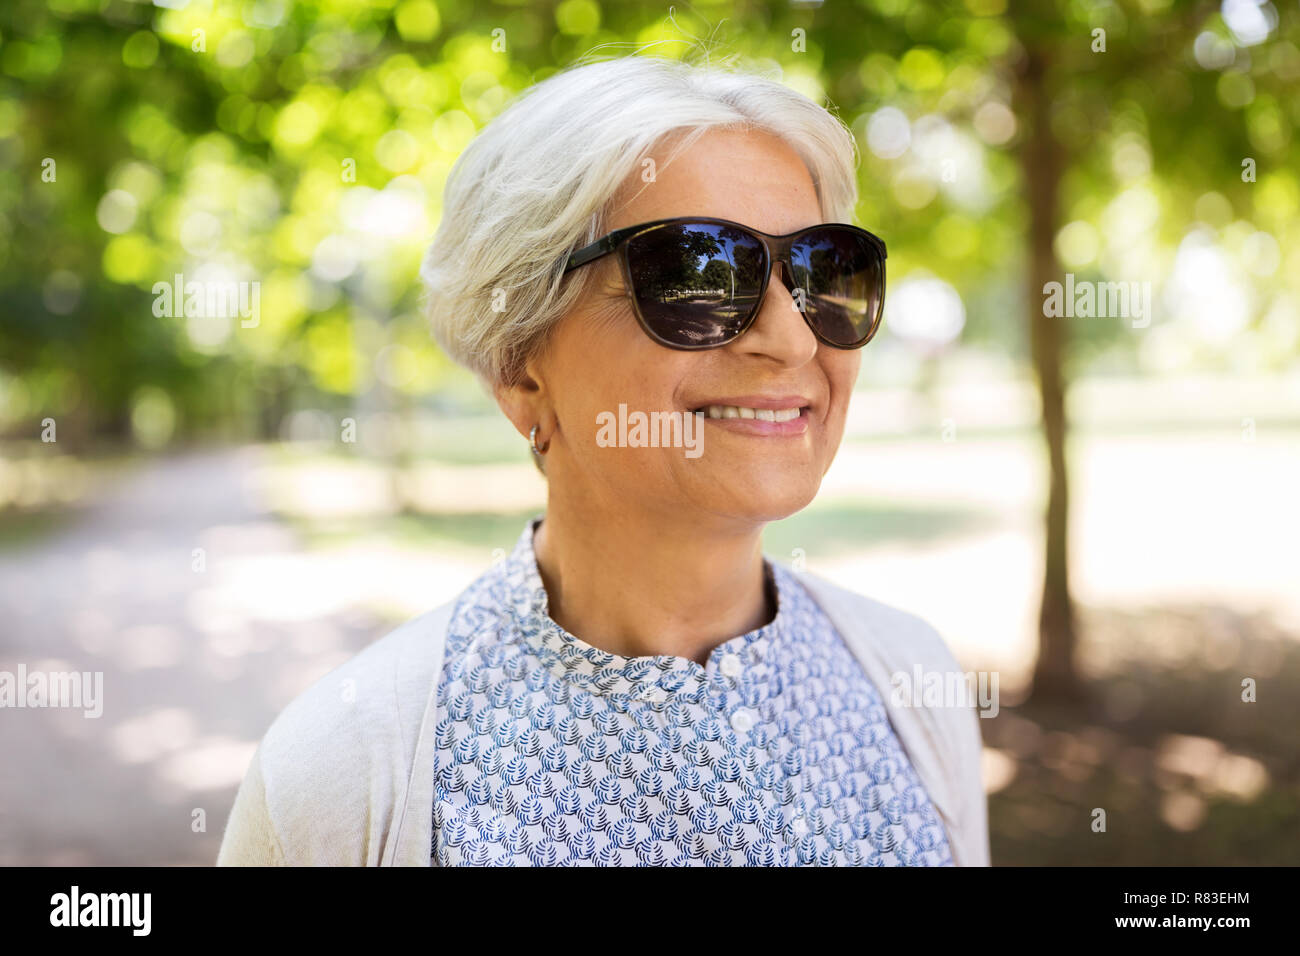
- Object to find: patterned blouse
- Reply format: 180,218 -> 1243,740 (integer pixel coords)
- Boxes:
431,517 -> 953,866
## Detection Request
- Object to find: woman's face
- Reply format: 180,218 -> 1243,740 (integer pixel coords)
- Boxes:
524,127 -> 861,526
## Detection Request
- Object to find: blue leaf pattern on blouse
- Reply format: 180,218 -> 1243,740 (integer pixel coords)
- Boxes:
431,517 -> 954,867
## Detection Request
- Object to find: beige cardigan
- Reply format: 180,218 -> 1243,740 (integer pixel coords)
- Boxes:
216,565 -> 990,866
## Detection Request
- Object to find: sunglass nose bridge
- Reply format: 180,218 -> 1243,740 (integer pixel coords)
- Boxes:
771,256 -> 798,297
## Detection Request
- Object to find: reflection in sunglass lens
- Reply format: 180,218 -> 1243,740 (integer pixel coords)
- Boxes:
789,228 -> 883,347
626,222 -> 767,347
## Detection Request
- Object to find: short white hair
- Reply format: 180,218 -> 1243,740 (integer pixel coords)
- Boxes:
418,53 -> 860,389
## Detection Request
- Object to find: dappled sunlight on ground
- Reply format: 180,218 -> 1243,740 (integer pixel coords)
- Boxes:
981,601 -> 1299,864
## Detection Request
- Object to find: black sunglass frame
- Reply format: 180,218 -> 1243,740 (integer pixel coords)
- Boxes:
561,216 -> 888,351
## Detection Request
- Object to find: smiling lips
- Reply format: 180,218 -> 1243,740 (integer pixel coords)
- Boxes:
689,398 -> 811,435
702,404 -> 801,422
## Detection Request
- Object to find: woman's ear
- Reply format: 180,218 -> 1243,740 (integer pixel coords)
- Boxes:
492,359 -> 551,444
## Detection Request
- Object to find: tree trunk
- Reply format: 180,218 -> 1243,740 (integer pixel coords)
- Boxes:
1016,40 -> 1084,703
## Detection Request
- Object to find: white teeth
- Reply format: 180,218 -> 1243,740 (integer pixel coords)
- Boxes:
702,405 -> 803,421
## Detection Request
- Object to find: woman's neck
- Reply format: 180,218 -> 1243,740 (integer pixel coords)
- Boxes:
531,497 -> 774,666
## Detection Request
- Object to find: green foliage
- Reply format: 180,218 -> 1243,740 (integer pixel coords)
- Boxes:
1,0 -> 1297,443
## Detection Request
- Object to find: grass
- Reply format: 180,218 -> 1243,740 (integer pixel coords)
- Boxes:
277,497 -> 1002,557
0,505 -> 85,551
764,499 -> 1000,554
281,507 -> 544,552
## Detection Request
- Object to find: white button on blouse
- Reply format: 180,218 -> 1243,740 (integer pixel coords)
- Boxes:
729,707 -> 754,733
720,653 -> 743,678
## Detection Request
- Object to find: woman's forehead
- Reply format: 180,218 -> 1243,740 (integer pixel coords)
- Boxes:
608,129 -> 821,234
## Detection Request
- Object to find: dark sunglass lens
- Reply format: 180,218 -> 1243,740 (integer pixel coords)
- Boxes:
789,228 -> 884,347
625,222 -> 767,347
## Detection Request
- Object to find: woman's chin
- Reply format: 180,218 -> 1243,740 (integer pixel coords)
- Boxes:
689,480 -> 821,525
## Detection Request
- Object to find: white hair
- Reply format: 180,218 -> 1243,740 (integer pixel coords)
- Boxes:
418,53 -> 860,390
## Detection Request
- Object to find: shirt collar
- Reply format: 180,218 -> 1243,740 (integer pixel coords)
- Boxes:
499,515 -> 789,703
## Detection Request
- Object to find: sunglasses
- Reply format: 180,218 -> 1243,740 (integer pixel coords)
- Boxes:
562,216 -> 887,350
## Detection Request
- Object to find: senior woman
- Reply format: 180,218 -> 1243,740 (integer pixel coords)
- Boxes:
217,54 -> 989,867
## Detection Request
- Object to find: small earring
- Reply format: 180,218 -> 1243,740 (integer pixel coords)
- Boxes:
529,424 -> 549,456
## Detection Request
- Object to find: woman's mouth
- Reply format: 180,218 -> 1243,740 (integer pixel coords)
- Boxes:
688,401 -> 811,436
700,404 -> 802,422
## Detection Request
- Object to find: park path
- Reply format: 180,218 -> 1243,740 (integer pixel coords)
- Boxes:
0,445 -> 435,865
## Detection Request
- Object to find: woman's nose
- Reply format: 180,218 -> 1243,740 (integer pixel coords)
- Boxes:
773,258 -> 792,291
733,257 -> 818,365
770,258 -> 803,307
